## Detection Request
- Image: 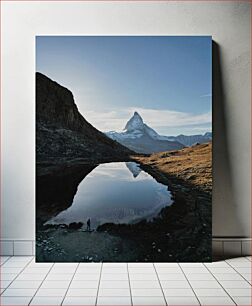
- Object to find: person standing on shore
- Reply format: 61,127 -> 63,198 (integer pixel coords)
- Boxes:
87,218 -> 91,231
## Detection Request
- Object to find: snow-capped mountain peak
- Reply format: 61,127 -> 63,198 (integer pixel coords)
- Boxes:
123,111 -> 160,139
105,111 -> 212,154
124,112 -> 144,132
105,111 -> 185,154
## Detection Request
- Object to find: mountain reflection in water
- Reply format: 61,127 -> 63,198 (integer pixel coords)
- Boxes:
46,162 -> 173,228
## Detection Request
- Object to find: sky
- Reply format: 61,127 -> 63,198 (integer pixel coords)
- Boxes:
36,36 -> 212,136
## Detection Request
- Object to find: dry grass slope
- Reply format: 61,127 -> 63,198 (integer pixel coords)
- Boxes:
133,142 -> 212,192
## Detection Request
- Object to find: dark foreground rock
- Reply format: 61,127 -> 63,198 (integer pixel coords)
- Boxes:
36,72 -> 134,163
36,229 -> 138,262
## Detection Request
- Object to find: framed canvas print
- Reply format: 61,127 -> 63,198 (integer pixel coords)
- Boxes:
36,36 -> 212,262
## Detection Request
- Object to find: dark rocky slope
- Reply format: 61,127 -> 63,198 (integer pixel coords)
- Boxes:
36,72 -> 133,163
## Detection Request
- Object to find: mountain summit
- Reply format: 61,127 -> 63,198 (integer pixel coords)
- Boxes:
106,111 -> 212,154
124,112 -> 144,132
123,112 -> 160,139
106,112 -> 184,154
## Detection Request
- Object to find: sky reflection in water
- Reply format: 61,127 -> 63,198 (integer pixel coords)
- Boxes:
47,162 -> 173,228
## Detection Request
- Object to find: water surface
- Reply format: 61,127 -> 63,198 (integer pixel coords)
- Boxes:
47,162 -> 172,228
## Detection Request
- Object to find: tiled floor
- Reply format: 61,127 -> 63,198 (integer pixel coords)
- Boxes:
0,256 -> 251,305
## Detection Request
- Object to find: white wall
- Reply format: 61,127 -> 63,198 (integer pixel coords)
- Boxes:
1,1 -> 250,240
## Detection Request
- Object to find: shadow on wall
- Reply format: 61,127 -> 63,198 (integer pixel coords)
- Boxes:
212,41 -> 244,237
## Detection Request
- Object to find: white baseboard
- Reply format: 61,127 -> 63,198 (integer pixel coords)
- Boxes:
0,238 -> 251,258
212,237 -> 251,258
0,240 -> 35,256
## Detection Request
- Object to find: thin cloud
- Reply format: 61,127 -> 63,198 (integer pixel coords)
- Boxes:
84,107 -> 212,135
130,107 -> 211,129
84,110 -> 126,131
200,93 -> 212,98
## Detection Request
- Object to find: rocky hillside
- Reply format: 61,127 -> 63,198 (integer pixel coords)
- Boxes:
36,73 -> 133,163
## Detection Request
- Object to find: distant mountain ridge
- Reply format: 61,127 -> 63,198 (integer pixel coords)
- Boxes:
164,132 -> 212,147
106,112 -> 185,154
36,72 -> 133,163
106,112 -> 212,153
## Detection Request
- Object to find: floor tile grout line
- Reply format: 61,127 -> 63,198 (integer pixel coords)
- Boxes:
95,262 -> 103,306
28,260 -> 55,306
243,257 -> 251,262
0,255 -> 12,266
127,263 -> 133,306
203,263 -> 238,305
225,258 -> 251,264
153,262 -> 168,306
0,256 -> 34,297
178,263 -> 202,306
224,260 -> 252,286
61,262 -> 80,306
0,255 -> 13,294
1,257 -> 251,305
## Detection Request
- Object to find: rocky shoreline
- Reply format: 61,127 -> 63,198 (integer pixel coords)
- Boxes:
94,144 -> 212,262
36,158 -> 211,262
36,143 -> 212,262
96,165 -> 212,262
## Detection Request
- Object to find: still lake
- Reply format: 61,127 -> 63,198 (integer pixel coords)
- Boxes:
47,162 -> 173,228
